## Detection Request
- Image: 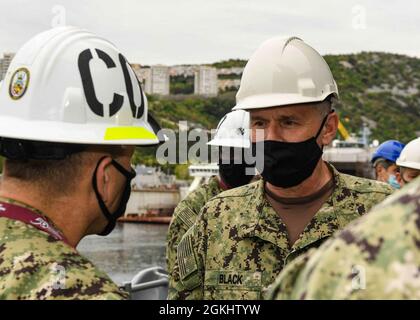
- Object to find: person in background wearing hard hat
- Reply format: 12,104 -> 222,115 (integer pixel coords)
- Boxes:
0,27 -> 161,300
166,110 -> 255,280
268,175 -> 420,300
169,36 -> 393,300
396,137 -> 420,187
371,140 -> 405,189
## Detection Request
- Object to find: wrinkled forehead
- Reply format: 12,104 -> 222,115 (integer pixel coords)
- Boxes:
249,103 -> 322,120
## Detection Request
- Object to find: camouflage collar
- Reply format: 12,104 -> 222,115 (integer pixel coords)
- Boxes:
236,163 -> 358,254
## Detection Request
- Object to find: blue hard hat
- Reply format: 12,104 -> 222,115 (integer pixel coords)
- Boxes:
371,140 -> 406,163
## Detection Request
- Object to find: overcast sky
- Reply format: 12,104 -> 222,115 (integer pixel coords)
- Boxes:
1,0 -> 419,65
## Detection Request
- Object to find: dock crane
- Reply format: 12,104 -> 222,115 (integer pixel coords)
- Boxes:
338,120 -> 351,141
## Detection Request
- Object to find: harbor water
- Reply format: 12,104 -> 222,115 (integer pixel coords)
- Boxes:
78,222 -> 168,285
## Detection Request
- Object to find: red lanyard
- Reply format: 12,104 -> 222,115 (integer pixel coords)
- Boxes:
218,177 -> 230,191
0,201 -> 71,247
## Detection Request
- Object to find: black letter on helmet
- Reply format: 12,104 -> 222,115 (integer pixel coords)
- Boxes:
119,53 -> 145,119
78,49 -> 124,117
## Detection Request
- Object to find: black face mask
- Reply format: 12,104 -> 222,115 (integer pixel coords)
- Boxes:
219,163 -> 255,188
92,157 -> 136,236
253,112 -> 331,188
218,148 -> 255,189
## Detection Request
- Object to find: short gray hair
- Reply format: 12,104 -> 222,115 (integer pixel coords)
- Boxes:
316,95 -> 336,118
4,145 -> 126,196
4,153 -> 86,195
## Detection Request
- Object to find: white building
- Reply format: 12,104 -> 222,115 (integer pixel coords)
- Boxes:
131,64 -> 152,94
217,67 -> 243,76
151,65 -> 170,95
218,79 -> 241,92
131,64 -> 169,95
194,66 -> 218,96
170,65 -> 196,77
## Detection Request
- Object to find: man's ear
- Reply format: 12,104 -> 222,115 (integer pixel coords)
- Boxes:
396,171 -> 403,185
94,157 -> 113,203
320,112 -> 338,145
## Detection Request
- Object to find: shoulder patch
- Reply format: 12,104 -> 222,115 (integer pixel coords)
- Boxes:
177,230 -> 201,290
177,206 -> 198,229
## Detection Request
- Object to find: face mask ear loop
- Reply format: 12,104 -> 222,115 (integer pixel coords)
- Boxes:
315,109 -> 335,153
111,159 -> 136,179
94,158 -> 136,236
315,109 -> 335,139
92,156 -> 113,221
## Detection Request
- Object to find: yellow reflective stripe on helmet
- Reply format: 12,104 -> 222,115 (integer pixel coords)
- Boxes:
104,127 -> 158,140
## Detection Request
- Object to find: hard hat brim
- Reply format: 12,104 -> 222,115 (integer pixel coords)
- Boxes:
396,159 -> 420,170
232,92 -> 337,111
0,116 -> 160,146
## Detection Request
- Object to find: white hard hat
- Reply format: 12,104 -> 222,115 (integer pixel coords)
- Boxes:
0,26 -> 159,146
233,36 -> 338,111
396,137 -> 420,170
207,110 -> 250,148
